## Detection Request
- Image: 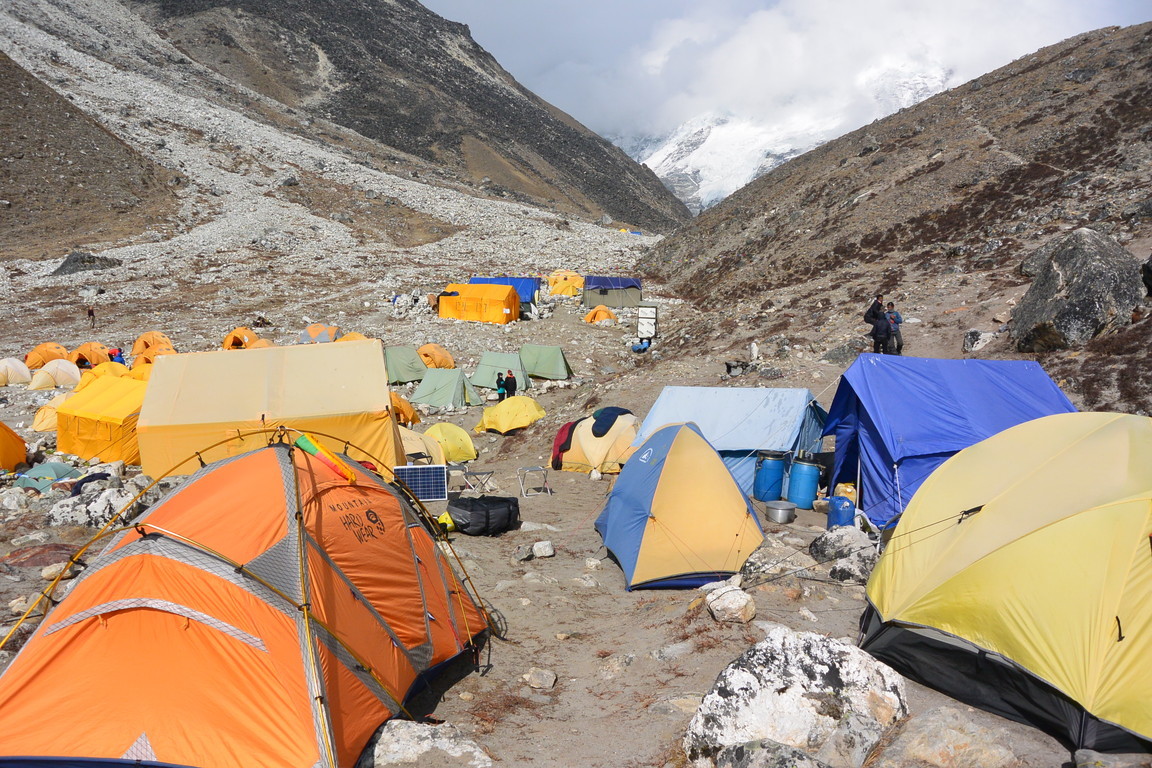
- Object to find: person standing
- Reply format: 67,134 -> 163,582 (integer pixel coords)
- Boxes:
496,372 -> 506,402
505,370 -> 518,398
863,294 -> 884,325
870,312 -> 891,354
86,306 -> 96,329
885,302 -> 904,355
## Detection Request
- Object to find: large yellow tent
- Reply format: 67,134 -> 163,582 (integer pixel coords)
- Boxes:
560,414 -> 638,474
131,331 -> 174,357
0,358 -> 32,387
137,340 -> 406,477
56,376 -> 147,464
437,283 -> 518,325
398,425 -> 445,465
861,412 -> 1152,752
28,359 -> 81,391
33,393 -> 73,433
25,343 -> 69,370
424,423 -> 477,462
74,362 -> 131,393
548,269 -> 584,296
473,396 -> 545,434
418,343 -> 455,369
0,422 -> 26,471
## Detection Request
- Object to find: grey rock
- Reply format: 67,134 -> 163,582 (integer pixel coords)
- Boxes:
518,521 -> 561,532
873,706 -> 1021,767
0,489 -> 30,512
47,487 -> 136,528
1074,749 -> 1152,768
523,667 -> 557,689
1013,228 -> 1143,351
598,653 -> 635,679
683,624 -> 907,764
821,341 -> 863,366
962,329 -> 995,353
10,531 -> 50,547
741,536 -> 819,580
813,711 -> 887,768
706,586 -> 756,623
510,544 -> 534,563
531,540 -> 555,558
51,249 -> 122,276
370,720 -> 492,767
809,527 -> 877,585
717,739 -> 833,768
650,640 -> 694,661
757,366 -> 785,380
648,694 -> 704,717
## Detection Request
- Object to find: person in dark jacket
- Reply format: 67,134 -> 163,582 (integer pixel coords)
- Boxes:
863,294 -> 884,324
870,314 -> 891,354
885,302 -> 904,355
496,373 -> 506,401
504,370 -> 518,398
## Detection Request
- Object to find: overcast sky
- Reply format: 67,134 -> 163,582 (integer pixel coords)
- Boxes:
419,0 -> 1150,141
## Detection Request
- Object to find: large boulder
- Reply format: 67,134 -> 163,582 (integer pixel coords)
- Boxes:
809,527 -> 877,585
47,488 -> 136,528
370,720 -> 492,767
741,534 -> 819,580
716,739 -> 833,768
869,706 -> 1021,767
683,624 -> 907,767
1013,228 -> 1144,352
50,249 -> 122,276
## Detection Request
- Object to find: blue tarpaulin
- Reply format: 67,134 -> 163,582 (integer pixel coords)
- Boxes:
468,277 -> 541,304
822,354 -> 1077,527
632,387 -> 827,495
583,276 -> 641,291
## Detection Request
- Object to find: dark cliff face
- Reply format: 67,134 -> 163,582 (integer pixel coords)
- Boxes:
128,0 -> 690,232
642,22 -> 1152,297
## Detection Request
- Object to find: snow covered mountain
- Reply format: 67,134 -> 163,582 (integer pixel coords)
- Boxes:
622,65 -> 953,214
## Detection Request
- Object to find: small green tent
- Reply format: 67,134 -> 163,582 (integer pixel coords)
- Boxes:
519,344 -> 572,380
384,346 -> 428,384
410,368 -> 483,407
471,352 -> 530,391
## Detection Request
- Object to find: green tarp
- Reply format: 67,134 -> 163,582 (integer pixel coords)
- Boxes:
410,368 -> 483,407
384,346 -> 428,384
471,352 -> 530,391
519,344 -> 572,380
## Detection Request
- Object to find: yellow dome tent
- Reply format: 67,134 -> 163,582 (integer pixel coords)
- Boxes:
56,376 -> 148,464
548,269 -> 583,297
221,327 -> 260,350
335,331 -> 370,343
583,305 -> 617,324
28,359 -> 81,391
128,364 -> 153,382
25,343 -> 68,370
0,358 -> 32,387
425,423 -> 477,462
390,391 -> 420,427
131,331 -> 174,357
473,396 -> 545,435
33,393 -> 73,433
299,323 -> 342,343
247,338 -> 275,349
862,412 -> 1152,752
132,345 -> 176,368
74,362 -> 131,393
560,414 -> 638,474
398,425 -> 445,465
417,344 -> 455,369
68,342 -> 111,368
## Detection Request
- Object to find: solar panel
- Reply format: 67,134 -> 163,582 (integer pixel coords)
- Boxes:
394,464 -> 448,502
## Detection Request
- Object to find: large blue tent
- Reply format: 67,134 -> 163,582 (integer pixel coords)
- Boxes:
468,276 -> 541,305
822,354 -> 1076,527
632,387 -> 827,496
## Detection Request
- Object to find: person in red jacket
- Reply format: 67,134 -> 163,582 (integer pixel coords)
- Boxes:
505,370 -> 518,398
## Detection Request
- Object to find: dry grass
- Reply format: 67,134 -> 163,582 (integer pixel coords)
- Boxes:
463,684 -> 543,734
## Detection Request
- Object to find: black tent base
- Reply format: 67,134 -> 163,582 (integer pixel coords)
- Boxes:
859,606 -> 1152,755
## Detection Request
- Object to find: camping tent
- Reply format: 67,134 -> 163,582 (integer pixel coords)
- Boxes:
132,345 -> 176,368
248,338 -> 275,349
128,364 -> 153,382
0,443 -> 488,768
74,361 -> 132,393
633,387 -> 828,496
471,352 -> 531,391
25,342 -> 69,370
410,369 -> 482,408
424,423 -> 477,463
468,276 -> 541,306
32,393 -> 72,433
0,422 -> 26,471
221,327 -> 260,350
595,422 -> 764,590
131,331 -> 174,357
390,391 -> 420,427
0,358 -> 32,386
13,462 -> 81,493
384,347 -> 428,384
822,354 -> 1077,527
582,276 -> 642,308
437,283 -> 519,325
473,396 -> 545,434
56,376 -> 147,464
28,359 -> 81,391
555,412 -> 638,474
518,344 -> 572,380
398,425 -> 445,465
137,340 -> 406,477
861,412 -> 1152,753
299,323 -> 342,343
583,305 -> 617,324
417,343 -> 455,369
547,269 -> 583,297
334,331 -> 369,343
69,342 -> 110,368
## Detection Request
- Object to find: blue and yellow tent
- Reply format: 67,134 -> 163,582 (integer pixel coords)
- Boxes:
595,422 -> 764,590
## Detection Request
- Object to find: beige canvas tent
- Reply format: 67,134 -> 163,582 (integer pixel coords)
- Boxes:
137,340 -> 405,477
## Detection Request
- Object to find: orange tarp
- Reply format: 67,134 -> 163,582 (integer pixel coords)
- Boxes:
25,343 -> 69,370
437,283 -> 518,325
0,444 -> 487,767
418,343 -> 455,369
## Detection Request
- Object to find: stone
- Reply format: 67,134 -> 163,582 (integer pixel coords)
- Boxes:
531,540 -> 555,558
519,522 -> 561,532
40,562 -> 76,581
1074,749 -> 1152,768
511,544 -> 534,563
872,706 -> 1021,767
570,574 -> 599,588
598,653 -> 635,679
716,739 -> 833,768
650,640 -> 694,661
584,557 -> 602,570
706,585 -> 757,623
649,695 -> 706,717
371,720 -> 492,767
962,329 -> 995,353
8,596 -> 31,615
809,527 -> 877,584
1013,228 -> 1144,351
741,536 -> 819,581
683,624 -> 907,765
523,667 -> 557,689
10,532 -> 50,548
0,489 -> 30,512
51,249 -> 122,276
88,461 -> 126,478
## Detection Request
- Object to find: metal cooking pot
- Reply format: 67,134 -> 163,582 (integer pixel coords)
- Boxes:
765,500 -> 797,524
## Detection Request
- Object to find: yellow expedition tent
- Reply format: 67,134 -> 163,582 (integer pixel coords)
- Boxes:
473,396 -> 545,434
390,391 -> 420,427
559,413 -> 638,474
221,327 -> 260,350
56,376 -> 147,464
437,283 -> 518,325
137,339 -> 405,477
548,269 -> 583,297
133,345 -> 176,368
69,342 -> 111,368
398,425 -> 445,465
74,362 -> 131,393
424,422 -> 477,462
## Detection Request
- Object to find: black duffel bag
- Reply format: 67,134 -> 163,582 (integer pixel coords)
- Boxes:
446,496 -> 520,536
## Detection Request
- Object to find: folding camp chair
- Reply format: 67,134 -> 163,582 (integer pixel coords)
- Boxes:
517,466 -> 553,497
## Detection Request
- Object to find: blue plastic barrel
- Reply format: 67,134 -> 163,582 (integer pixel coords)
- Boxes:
753,454 -> 786,502
827,496 -> 856,529
786,460 -> 821,509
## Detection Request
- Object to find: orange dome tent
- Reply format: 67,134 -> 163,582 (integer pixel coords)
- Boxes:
583,305 -> 617,324
335,331 -> 370,343
25,343 -> 68,370
132,345 -> 176,368
418,343 -> 455,369
248,338 -> 276,349
299,323 -> 342,343
130,331 -> 174,357
74,361 -> 131,393
0,422 -> 26,471
0,442 -> 488,767
127,364 -> 153,382
69,342 -> 111,368
390,391 -> 420,427
221,327 -> 260,350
